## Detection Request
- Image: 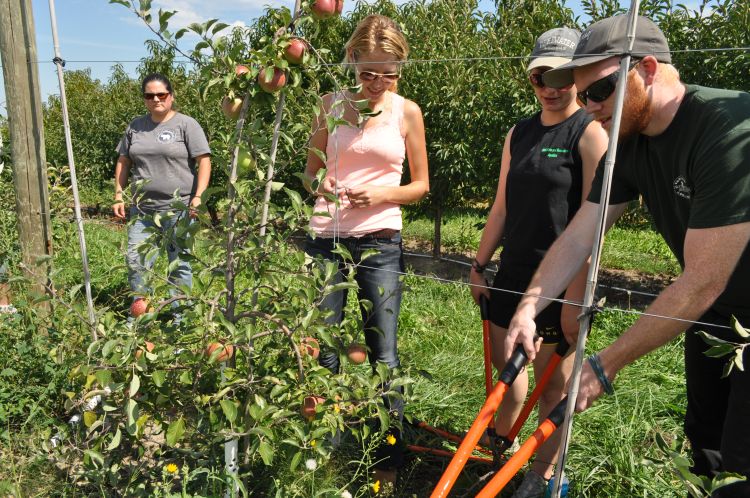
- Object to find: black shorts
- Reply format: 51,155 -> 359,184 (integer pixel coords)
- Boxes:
488,264 -> 564,344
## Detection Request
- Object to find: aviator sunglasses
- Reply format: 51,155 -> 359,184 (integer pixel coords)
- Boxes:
143,92 -> 171,100
358,70 -> 401,84
576,59 -> 640,106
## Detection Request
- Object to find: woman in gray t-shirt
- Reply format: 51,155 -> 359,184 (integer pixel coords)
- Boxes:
113,73 -> 211,316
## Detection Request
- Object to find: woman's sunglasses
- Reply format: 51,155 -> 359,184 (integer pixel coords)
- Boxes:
358,70 -> 401,84
529,71 -> 572,90
576,60 -> 640,106
143,92 -> 170,100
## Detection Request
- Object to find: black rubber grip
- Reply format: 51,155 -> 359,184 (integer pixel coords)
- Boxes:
499,344 -> 528,385
546,397 -> 568,427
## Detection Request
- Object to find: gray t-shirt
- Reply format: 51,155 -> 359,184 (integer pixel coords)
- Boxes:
117,112 -> 211,213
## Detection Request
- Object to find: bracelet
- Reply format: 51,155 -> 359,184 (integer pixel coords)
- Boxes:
587,353 -> 614,395
471,258 -> 487,273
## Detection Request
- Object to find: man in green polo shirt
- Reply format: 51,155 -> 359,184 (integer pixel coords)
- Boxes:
504,14 -> 750,497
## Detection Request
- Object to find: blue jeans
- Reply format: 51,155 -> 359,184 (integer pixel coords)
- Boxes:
305,231 -> 405,468
127,208 -> 193,303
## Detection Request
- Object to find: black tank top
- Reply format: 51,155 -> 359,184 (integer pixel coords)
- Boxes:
501,108 -> 593,268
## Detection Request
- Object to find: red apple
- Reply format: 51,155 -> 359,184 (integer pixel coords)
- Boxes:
135,341 -> 155,360
346,343 -> 367,364
130,297 -> 152,317
221,96 -> 244,120
311,0 -> 343,19
257,67 -> 286,93
205,342 -> 235,362
235,64 -> 250,77
301,395 -> 325,420
284,38 -> 307,65
301,337 -> 320,359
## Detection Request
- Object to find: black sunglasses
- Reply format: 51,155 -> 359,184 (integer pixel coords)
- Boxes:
576,59 -> 640,106
529,71 -> 573,90
143,92 -> 170,100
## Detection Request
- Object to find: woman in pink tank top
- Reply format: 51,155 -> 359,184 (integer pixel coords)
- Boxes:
303,14 -> 429,485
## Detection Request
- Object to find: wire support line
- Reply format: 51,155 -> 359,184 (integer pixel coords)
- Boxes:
349,261 -> 733,331
3,45 -> 748,70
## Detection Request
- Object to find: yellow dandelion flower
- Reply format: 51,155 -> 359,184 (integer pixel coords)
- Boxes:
165,463 -> 179,474
386,434 -> 397,446
372,480 -> 381,494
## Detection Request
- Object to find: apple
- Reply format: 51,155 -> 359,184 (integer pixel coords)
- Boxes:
257,67 -> 286,93
346,343 -> 367,365
235,64 -> 250,77
135,341 -> 155,360
311,0 -> 343,19
130,297 -> 152,317
301,395 -> 325,420
237,144 -> 255,175
284,38 -> 307,65
205,342 -> 235,362
221,96 -> 244,120
300,337 -> 320,359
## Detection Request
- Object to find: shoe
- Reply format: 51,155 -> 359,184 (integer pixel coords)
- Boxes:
511,470 -> 548,498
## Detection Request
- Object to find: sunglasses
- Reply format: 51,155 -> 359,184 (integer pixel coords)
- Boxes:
529,71 -> 573,90
358,70 -> 401,84
576,60 -> 640,106
143,92 -> 170,100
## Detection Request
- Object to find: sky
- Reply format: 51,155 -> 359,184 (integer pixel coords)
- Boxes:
0,0 -> 705,117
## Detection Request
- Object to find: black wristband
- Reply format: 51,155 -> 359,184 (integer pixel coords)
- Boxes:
471,258 -> 487,273
587,353 -> 614,395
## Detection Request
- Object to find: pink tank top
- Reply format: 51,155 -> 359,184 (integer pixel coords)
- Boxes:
310,92 -> 406,237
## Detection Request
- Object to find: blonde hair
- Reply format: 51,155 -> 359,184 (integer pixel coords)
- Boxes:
344,15 -> 409,92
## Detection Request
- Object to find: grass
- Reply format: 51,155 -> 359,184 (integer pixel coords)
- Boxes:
402,209 -> 680,277
0,210 -> 691,496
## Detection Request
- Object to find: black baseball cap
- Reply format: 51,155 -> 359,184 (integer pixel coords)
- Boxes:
543,14 -> 671,88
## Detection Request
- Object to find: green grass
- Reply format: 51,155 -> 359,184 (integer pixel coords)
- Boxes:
403,210 -> 680,277
0,212 -> 691,497
396,275 -> 687,497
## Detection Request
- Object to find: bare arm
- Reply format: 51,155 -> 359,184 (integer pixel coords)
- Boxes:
190,154 -> 211,209
113,155 -> 131,219
560,121 -> 609,342
505,200 -> 628,360
469,127 -> 514,304
576,221 -> 750,411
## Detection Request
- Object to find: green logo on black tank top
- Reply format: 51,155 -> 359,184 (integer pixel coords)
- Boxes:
541,147 -> 570,158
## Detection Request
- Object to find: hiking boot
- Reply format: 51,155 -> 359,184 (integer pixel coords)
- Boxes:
511,470 -> 548,498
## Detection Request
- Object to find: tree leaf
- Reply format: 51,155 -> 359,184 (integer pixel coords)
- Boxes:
258,440 -> 274,465
166,417 -> 186,447
83,411 -> 97,428
731,316 -> 750,338
107,427 -> 122,451
129,373 -> 140,398
152,370 -> 166,387
220,399 -> 238,424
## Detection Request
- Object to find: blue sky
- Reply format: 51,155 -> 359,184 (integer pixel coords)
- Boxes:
0,0 -> 705,117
